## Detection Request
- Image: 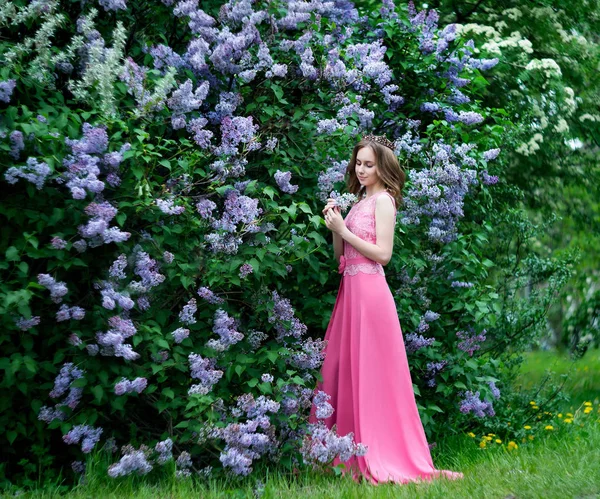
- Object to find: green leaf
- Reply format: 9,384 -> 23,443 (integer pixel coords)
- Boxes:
5,246 -> 19,262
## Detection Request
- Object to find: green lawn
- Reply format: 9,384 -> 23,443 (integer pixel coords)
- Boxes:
17,349 -> 600,499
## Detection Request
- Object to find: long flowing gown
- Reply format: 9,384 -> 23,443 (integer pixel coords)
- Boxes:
309,189 -> 464,485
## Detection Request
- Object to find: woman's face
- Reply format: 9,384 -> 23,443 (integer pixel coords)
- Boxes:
355,146 -> 382,189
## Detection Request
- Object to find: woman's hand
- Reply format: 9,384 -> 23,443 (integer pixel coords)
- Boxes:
324,205 -> 345,234
322,198 -> 338,216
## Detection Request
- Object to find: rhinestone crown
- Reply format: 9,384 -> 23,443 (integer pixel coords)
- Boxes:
362,134 -> 395,151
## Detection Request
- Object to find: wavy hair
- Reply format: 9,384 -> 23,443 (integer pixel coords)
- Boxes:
346,138 -> 406,206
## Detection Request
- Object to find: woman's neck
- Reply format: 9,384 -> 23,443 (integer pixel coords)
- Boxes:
363,184 -> 387,199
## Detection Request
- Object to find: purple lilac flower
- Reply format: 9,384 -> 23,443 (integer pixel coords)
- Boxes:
51,237 -> 67,250
56,304 -> 86,322
15,316 -> 41,330
109,254 -> 128,279
197,286 -> 225,305
134,251 -> 165,290
155,438 -> 173,464
114,377 -> 148,395
38,273 -> 68,303
207,309 -> 244,351
9,131 -> 24,159
457,111 -> 484,125
239,263 -> 253,279
481,171 -> 499,185
301,422 -> 367,465
211,188 -> 262,232
108,449 -> 153,477
316,119 -> 343,135
156,197 -> 186,215
0,79 -> 17,102
98,0 -> 127,11
313,390 -> 335,419
269,290 -> 307,340
196,199 -> 217,219
188,353 -> 223,395
404,332 -> 435,353
247,330 -> 267,349
5,157 -> 52,190
172,327 -> 190,343
63,425 -> 103,453
261,374 -> 273,383
289,337 -> 326,370
163,251 -> 174,264
274,170 -> 299,194
214,115 -> 259,156
179,298 -> 197,325
328,191 -> 358,212
459,390 -> 495,418
424,310 -> 440,322
68,334 -> 83,346
488,381 -> 501,399
456,329 -> 486,356
482,148 -> 501,161
167,79 -> 209,129
78,201 -> 130,246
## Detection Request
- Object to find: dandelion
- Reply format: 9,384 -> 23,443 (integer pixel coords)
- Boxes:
584,401 -> 592,406
495,439 -> 501,444
528,435 -> 534,440
584,407 -> 593,414
564,418 -> 573,424
479,441 -> 486,448
524,425 -> 531,430
558,413 -> 563,418
467,432 -> 475,438
507,441 -> 518,451
544,425 -> 554,431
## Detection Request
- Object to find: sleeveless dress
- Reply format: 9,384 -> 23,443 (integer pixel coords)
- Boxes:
309,189 -> 464,485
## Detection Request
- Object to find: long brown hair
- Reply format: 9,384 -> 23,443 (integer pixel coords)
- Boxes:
346,138 -> 406,206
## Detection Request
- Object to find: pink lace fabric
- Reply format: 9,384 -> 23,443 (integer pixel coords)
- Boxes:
340,190 -> 397,278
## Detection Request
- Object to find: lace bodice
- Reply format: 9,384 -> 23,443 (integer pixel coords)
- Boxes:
338,189 -> 397,277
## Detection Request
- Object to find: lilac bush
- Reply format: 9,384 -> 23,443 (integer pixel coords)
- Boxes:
0,0 -> 533,486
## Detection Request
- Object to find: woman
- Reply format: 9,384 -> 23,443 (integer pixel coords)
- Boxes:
309,134 -> 464,485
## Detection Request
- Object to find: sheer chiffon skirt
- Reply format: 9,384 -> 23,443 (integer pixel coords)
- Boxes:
310,272 -> 464,485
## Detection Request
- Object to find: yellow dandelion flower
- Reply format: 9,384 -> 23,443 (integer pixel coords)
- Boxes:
507,422 -> 511,425
528,435 -> 534,440
484,436 -> 493,441
584,402 -> 592,406
564,418 -> 573,424
467,432 -> 476,438
544,425 -> 554,430
558,413 -> 562,418
495,439 -> 502,444
584,407 -> 593,414
544,411 -> 550,415
524,425 -> 531,430
507,441 -> 518,451
532,405 -> 539,410
530,401 -> 536,405
487,433 -> 496,437
567,413 -> 573,417
479,441 -> 487,449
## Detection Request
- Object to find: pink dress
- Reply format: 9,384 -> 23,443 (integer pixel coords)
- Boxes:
310,189 -> 464,485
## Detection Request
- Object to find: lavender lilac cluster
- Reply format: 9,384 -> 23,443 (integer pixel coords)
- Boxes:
197,285 -> 225,304
188,352 -> 223,395
56,304 -> 86,322
456,328 -> 486,356
77,201 -> 131,248
63,424 -> 103,453
108,449 -> 153,477
269,290 -> 307,341
459,390 -> 495,418
37,273 -> 68,303
207,309 -> 244,351
38,362 -> 85,423
274,170 -> 299,194
5,157 -> 51,189
95,315 -> 140,361
114,377 -> 148,395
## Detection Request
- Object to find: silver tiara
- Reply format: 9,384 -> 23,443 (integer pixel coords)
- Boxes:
363,134 -> 395,151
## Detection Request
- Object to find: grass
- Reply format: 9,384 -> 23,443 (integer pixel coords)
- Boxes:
15,349 -> 600,499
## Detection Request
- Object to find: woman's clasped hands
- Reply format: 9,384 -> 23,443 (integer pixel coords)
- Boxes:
322,198 -> 346,234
